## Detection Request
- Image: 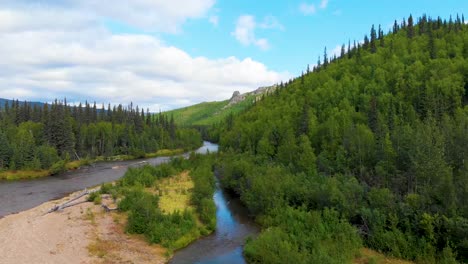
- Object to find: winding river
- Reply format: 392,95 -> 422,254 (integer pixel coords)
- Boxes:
0,141 -> 258,263
170,180 -> 259,264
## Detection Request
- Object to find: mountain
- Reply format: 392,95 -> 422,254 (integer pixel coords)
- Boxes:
215,15 -> 468,263
0,98 -> 45,108
165,85 -> 278,126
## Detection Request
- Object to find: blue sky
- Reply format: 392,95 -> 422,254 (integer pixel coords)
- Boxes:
109,0 -> 468,75
0,0 -> 467,110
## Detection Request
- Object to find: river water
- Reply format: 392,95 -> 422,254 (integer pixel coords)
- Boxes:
0,141 -> 259,263
170,181 -> 259,264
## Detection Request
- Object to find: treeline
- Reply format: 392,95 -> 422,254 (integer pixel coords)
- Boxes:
0,100 -> 202,172
215,15 -> 468,263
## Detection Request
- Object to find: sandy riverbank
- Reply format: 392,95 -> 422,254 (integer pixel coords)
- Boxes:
0,191 -> 167,264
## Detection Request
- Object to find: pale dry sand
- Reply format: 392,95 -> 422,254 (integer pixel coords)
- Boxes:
0,191 -> 167,264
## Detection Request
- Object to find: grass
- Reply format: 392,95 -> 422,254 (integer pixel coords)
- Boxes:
354,248 -> 414,264
156,171 -> 194,214
1,148 -> 187,181
164,94 -> 257,126
65,159 -> 92,170
0,169 -> 50,180
145,149 -> 185,158
87,237 -> 108,258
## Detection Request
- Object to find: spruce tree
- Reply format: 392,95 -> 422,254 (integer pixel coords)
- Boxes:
0,132 -> 12,169
370,25 -> 377,53
393,20 -> 399,34
407,15 -> 414,38
323,47 -> 328,67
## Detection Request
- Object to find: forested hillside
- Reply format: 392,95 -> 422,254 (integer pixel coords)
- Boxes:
216,15 -> 468,263
0,100 -> 201,176
165,94 -> 256,127
0,98 -> 44,109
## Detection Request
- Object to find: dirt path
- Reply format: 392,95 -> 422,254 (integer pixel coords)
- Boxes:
0,191 -> 167,264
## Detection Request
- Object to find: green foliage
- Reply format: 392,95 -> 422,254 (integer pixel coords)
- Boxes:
87,191 -> 100,203
165,94 -> 257,127
215,16 -> 468,263
190,159 -> 216,230
113,155 -> 216,250
0,100 -> 202,175
35,145 -> 60,169
50,160 -> 67,175
0,131 -> 12,169
244,207 -> 361,264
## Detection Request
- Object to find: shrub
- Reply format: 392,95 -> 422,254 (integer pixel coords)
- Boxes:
50,160 -> 66,175
246,207 -> 362,264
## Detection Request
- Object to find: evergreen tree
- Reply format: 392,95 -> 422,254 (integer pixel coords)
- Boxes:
323,47 -> 328,67
407,14 -> 414,38
378,25 -> 385,47
0,132 -> 12,169
370,24 -> 377,53
393,20 -> 399,34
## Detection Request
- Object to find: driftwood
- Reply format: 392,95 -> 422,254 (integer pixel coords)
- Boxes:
44,188 -> 118,215
101,204 -> 118,212
44,189 -> 94,215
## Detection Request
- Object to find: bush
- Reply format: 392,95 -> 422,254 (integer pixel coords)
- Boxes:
100,183 -> 113,194
50,160 -> 66,175
190,160 -> 216,229
36,145 -> 60,169
87,191 -> 100,203
245,207 -> 362,264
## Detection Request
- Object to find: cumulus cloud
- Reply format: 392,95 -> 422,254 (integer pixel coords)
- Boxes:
320,0 -> 329,9
0,3 -> 289,111
3,0 -> 216,33
299,0 -> 329,15
299,3 -> 316,15
330,45 -> 343,58
232,15 -> 283,50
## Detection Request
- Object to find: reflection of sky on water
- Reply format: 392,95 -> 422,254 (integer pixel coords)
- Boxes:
195,247 -> 245,264
170,177 -> 258,264
195,141 -> 219,154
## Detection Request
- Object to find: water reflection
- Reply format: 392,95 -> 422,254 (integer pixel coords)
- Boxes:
0,141 -> 216,217
169,181 -> 258,264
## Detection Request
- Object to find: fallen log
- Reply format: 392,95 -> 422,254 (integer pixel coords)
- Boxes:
44,188 -> 97,215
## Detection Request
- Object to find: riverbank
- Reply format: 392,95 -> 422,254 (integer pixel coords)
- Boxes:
0,148 -> 186,181
0,188 -> 168,264
0,169 -> 204,263
0,154 -> 219,264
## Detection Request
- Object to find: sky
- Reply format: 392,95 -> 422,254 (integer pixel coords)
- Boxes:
0,0 -> 467,111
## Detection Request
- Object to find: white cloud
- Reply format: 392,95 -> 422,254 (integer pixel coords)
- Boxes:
259,15 -> 285,31
320,0 -> 329,9
299,3 -> 316,15
209,15 -> 219,26
330,45 -> 343,58
232,15 -> 283,50
0,4 -> 289,111
3,0 -> 216,33
299,0 -> 329,16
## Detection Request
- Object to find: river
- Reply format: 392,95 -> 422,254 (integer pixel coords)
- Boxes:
170,181 -> 259,264
0,141 -> 259,263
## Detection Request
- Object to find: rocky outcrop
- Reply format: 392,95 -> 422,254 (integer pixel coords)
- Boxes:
223,85 -> 279,109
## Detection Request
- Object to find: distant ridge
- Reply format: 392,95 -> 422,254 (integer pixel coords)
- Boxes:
0,98 -> 45,108
165,84 -> 279,126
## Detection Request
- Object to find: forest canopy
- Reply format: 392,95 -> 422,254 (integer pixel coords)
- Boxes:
0,100 -> 202,173
214,14 -> 468,263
